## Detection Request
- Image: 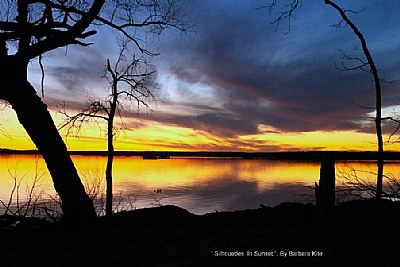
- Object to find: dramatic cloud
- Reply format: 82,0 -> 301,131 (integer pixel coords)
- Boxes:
151,0 -> 400,137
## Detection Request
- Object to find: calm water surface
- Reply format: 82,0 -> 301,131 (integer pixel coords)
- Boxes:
1,154 -> 399,214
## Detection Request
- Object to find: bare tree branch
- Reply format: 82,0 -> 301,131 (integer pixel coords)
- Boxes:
335,49 -> 370,73
1,1 -> 188,59
58,100 -> 109,137
259,0 -> 301,34
337,163 -> 400,202
38,53 -> 45,97
382,115 -> 400,144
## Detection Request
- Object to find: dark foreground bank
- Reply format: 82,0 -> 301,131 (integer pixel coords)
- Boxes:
1,200 -> 400,266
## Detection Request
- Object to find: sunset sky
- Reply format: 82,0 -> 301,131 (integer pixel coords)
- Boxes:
1,0 -> 400,152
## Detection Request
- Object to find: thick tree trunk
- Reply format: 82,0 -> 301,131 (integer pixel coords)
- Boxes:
1,56 -> 96,225
316,154 -> 335,212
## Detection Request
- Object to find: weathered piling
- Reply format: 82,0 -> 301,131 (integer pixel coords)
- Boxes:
316,154 -> 335,212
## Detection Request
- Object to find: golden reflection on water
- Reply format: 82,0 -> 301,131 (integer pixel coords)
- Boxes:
0,154 -> 53,198
97,157 -> 322,193
2,155 -> 400,213
335,161 -> 400,183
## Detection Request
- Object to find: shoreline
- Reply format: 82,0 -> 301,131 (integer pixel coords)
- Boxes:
1,200 -> 400,266
2,149 -> 400,161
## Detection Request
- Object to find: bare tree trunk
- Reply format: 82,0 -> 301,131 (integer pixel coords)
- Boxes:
105,115 -> 114,217
1,56 -> 96,224
105,78 -> 118,217
324,0 -> 384,200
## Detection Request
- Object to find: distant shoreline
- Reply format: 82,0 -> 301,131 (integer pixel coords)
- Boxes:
1,148 -> 400,161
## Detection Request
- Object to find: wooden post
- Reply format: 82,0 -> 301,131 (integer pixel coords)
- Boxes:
316,153 -> 335,212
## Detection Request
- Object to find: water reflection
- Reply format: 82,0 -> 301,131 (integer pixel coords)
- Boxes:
115,159 -> 318,214
0,155 -> 320,214
1,155 -> 400,215
0,154 -> 53,199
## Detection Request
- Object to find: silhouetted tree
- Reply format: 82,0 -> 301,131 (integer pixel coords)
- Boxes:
60,41 -> 157,216
0,0 -> 185,225
267,0 -> 385,199
323,0 -> 384,199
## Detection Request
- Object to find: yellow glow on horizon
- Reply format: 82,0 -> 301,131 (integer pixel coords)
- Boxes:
60,122 -> 225,151
241,130 -> 400,152
0,109 -> 37,150
1,107 -> 400,152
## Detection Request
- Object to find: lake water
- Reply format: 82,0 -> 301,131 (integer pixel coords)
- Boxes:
1,154 -> 399,215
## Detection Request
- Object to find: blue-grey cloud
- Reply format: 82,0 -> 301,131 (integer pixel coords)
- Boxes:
49,48 -> 106,92
152,0 -> 400,137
